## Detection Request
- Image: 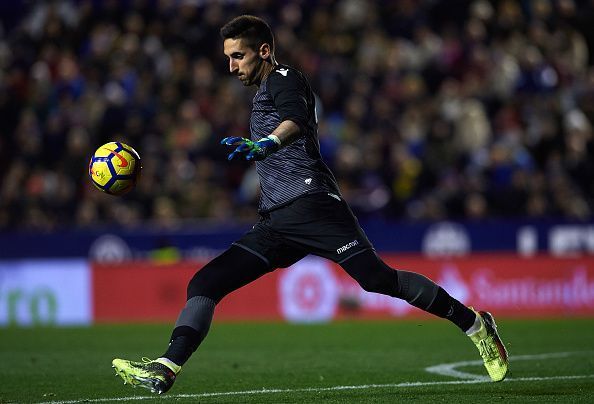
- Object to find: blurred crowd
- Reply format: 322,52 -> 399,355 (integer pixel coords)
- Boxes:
1,0 -> 594,231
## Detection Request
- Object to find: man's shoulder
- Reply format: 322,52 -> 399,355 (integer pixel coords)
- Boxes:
267,64 -> 306,87
273,64 -> 302,77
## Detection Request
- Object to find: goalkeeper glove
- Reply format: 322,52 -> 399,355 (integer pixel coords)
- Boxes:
221,136 -> 281,161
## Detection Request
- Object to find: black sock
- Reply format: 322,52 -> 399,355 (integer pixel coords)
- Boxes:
162,295 -> 216,366
163,326 -> 202,366
426,287 -> 477,332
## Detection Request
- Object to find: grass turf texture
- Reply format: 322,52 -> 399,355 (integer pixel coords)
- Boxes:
1,319 -> 593,403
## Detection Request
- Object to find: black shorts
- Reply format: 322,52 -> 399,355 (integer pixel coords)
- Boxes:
234,192 -> 374,268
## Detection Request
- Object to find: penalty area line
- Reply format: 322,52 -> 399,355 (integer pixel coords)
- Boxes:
38,374 -> 594,404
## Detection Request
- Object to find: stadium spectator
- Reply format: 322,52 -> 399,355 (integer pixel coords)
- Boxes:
1,0 -> 594,230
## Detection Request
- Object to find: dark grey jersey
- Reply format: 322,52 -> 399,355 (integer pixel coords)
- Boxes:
251,64 -> 340,213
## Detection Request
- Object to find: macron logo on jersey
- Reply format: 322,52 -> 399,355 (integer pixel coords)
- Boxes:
277,68 -> 288,77
337,240 -> 359,254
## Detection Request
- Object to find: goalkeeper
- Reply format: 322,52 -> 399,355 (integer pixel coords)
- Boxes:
112,15 -> 508,394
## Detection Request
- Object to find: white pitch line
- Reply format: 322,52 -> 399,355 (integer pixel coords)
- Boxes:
37,374 -> 594,404
425,351 -> 587,380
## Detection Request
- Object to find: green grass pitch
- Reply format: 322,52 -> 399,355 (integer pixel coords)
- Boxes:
1,319 -> 593,403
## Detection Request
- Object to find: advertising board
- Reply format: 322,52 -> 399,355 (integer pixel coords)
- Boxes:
92,255 -> 594,322
0,260 -> 91,326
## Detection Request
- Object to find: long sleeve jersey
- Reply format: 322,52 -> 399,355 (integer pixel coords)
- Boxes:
250,64 -> 341,213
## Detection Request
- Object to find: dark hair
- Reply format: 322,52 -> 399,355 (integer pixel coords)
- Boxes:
220,15 -> 274,52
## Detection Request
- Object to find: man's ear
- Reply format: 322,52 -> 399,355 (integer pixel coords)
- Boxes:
259,43 -> 271,60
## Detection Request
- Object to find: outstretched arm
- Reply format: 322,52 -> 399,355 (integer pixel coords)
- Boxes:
268,119 -> 300,146
221,119 -> 300,161
222,66 -> 309,161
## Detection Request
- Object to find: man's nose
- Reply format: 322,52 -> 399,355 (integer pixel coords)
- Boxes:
229,59 -> 237,74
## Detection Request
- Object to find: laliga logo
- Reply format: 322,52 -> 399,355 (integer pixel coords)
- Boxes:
89,235 -> 132,262
423,222 -> 470,257
90,168 -> 105,179
279,258 -> 338,323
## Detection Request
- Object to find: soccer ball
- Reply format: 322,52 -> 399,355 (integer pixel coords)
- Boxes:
88,141 -> 141,196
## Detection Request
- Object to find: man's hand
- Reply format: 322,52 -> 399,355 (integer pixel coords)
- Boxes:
221,136 -> 280,161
